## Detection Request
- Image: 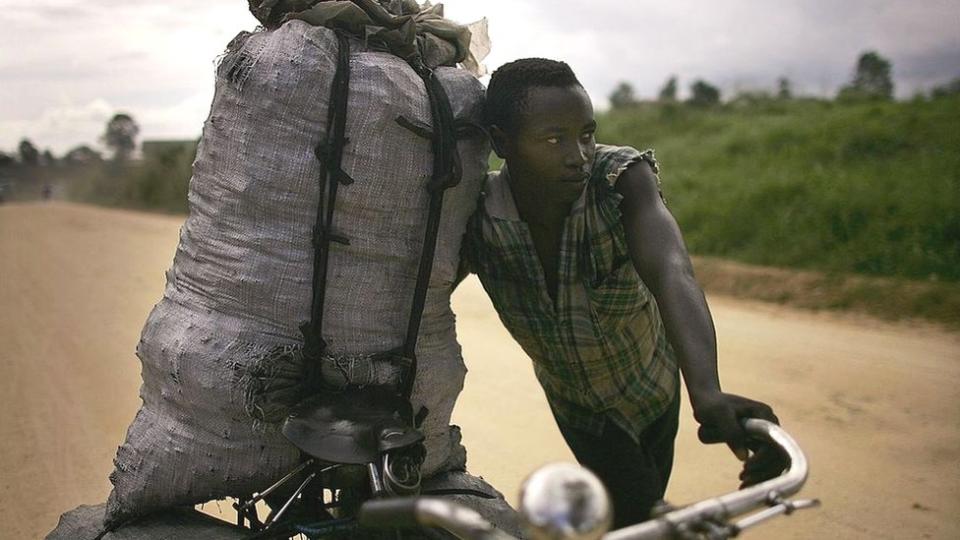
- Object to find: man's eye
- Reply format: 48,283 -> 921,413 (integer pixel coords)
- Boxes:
580,132 -> 595,142
545,136 -> 559,144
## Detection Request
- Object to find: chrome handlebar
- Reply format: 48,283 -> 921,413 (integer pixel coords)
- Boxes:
604,419 -> 818,539
359,419 -> 818,540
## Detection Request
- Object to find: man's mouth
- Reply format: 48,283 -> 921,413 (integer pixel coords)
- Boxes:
561,172 -> 589,183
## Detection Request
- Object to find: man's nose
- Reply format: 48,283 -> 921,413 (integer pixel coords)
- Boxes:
564,142 -> 589,168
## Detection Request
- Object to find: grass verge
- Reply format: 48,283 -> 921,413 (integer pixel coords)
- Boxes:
693,256 -> 960,329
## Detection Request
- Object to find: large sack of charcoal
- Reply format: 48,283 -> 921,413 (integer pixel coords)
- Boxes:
102,2 -> 490,528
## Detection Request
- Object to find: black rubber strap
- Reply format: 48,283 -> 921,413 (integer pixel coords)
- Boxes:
299,33 -> 462,413
397,66 -> 462,403
302,30 -> 352,360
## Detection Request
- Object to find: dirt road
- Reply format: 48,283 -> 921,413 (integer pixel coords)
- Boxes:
2,202 -> 958,539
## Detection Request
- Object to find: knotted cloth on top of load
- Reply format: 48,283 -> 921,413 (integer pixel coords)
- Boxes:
250,0 -> 491,74
102,0 -> 492,529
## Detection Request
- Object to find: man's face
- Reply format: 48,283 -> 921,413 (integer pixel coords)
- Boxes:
495,85 -> 597,201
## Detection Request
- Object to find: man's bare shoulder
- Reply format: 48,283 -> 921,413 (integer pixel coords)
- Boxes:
615,160 -> 664,208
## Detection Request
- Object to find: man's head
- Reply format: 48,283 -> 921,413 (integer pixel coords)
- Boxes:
485,58 -> 597,198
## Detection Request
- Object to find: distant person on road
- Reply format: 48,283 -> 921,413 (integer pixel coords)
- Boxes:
462,58 -> 784,527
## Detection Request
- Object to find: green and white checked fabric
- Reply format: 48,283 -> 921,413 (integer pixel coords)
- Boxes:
464,145 -> 679,441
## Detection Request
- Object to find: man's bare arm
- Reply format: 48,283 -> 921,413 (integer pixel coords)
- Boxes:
615,161 -> 782,482
616,162 -> 720,405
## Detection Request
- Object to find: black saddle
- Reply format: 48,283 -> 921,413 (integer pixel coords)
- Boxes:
282,387 -> 424,465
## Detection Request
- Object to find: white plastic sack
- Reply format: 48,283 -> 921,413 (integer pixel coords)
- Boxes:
105,20 -> 488,526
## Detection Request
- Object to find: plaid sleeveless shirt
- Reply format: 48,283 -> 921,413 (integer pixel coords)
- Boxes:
464,145 -> 679,440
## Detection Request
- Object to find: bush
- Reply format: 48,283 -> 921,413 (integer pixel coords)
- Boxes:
688,80 -> 721,107
837,51 -> 894,101
67,142 -> 196,213
596,95 -> 960,281
609,81 -> 638,109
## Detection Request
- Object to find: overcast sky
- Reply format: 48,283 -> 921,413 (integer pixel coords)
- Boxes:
2,0 -> 959,154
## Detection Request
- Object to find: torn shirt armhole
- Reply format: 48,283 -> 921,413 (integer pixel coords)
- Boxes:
606,149 -> 667,204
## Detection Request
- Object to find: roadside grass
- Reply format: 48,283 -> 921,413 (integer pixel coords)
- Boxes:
598,96 -> 960,282
57,96 -> 959,326
67,144 -> 194,214
692,256 -> 960,330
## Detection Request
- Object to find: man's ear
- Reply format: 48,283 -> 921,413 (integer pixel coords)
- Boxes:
489,125 -> 509,159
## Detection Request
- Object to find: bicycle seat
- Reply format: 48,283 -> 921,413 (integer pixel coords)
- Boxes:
282,387 -> 424,464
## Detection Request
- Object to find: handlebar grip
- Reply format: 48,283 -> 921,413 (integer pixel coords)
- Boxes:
357,498 -> 420,529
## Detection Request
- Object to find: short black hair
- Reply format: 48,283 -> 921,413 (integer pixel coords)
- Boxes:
484,58 -> 583,131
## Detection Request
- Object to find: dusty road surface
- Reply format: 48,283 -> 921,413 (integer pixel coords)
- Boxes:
2,202 -> 958,539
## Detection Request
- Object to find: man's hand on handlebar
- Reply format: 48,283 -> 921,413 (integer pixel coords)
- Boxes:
691,392 -> 788,487
739,437 -> 789,488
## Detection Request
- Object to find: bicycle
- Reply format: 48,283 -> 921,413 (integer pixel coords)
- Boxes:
356,418 -> 819,540
226,414 -> 817,539
52,415 -> 816,540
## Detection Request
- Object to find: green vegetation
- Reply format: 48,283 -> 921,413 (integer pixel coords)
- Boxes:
12,87 -> 955,324
67,141 -> 195,214
68,96 -> 957,285
102,113 -> 141,162
597,95 -> 960,283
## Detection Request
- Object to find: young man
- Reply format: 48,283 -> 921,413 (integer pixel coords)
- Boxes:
463,58 -> 784,526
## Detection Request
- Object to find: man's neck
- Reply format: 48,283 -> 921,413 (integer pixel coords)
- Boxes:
504,166 -> 577,228
502,165 -> 568,304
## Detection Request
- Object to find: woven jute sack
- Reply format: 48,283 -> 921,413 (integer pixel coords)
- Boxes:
104,20 -> 488,527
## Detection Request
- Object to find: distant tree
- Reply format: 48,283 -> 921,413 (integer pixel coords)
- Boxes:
609,81 -> 638,109
838,51 -> 893,101
931,77 -> 960,98
730,90 -> 772,108
19,139 -> 40,166
42,149 -> 56,167
688,79 -> 721,106
64,145 -> 104,166
102,112 -> 140,161
658,76 -> 678,101
0,151 -> 14,167
777,77 -> 793,99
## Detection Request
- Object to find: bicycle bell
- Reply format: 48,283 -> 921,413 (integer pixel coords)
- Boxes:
518,463 -> 612,540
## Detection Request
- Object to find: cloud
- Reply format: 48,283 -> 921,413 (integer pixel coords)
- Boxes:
2,0 -> 959,152
0,99 -> 115,154
7,0 -> 93,20
0,0 -> 254,152
0,92 -> 215,155
458,0 -> 960,101
136,93 -> 213,142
